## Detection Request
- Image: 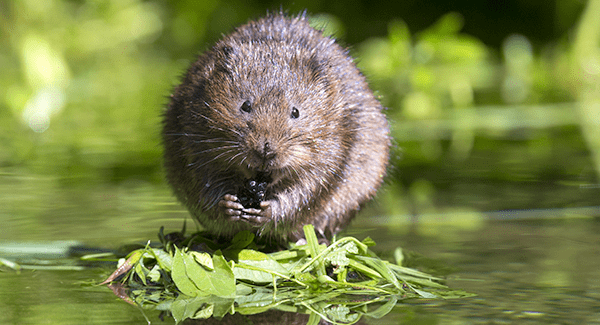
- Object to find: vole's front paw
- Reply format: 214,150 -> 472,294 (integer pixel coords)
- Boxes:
218,194 -> 244,217
219,195 -> 271,226
239,200 -> 271,226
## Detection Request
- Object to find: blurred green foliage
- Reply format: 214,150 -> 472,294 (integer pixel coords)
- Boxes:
2,4 -> 599,323
1,0 -> 600,220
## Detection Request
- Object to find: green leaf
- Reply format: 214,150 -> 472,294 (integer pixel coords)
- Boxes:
388,263 -> 443,280
150,248 -> 173,272
208,251 -> 236,297
171,248 -> 236,298
307,312 -> 321,325
303,224 -> 325,277
295,271 -> 317,284
0,257 -> 21,271
234,249 -> 290,283
233,267 -> 271,284
324,241 -> 358,271
347,258 -> 382,279
412,287 -> 439,299
361,237 -> 376,247
394,247 -> 404,266
325,305 -> 359,324
210,297 -> 235,318
147,264 -> 161,282
227,231 -> 255,250
134,261 -> 147,286
192,304 -> 214,319
171,247 -> 201,297
364,296 -> 398,318
268,248 -> 306,261
171,295 -> 213,323
190,251 -> 213,270
235,283 -> 254,296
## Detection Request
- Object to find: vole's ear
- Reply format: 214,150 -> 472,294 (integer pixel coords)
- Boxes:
307,54 -> 326,83
182,39 -> 236,84
185,52 -> 216,87
208,43 -> 238,77
213,42 -> 236,64
219,45 -> 234,58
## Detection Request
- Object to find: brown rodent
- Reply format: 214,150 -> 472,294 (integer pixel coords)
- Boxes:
163,13 -> 390,245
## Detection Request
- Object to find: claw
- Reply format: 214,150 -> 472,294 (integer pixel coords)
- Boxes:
223,194 -> 238,201
219,193 -> 272,226
223,208 -> 242,216
239,214 -> 267,226
219,194 -> 244,216
242,208 -> 262,215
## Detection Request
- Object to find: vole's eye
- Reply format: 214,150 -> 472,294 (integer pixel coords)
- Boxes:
291,107 -> 300,119
240,100 -> 252,113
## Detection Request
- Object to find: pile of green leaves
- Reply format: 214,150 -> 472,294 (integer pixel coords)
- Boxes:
103,225 -> 472,323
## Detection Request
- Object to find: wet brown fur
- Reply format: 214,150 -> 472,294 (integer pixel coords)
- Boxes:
163,13 -> 390,245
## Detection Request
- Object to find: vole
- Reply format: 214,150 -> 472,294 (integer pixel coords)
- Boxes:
163,12 -> 390,245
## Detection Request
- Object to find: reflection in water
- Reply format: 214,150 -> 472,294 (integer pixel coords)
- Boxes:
179,310 -> 356,325
107,280 -> 373,325
1,215 -> 599,324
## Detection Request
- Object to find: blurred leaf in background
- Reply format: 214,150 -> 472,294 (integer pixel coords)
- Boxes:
2,0 -> 172,182
0,0 -> 598,234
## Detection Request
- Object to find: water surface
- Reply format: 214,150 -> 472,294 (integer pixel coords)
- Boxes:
1,174 -> 598,324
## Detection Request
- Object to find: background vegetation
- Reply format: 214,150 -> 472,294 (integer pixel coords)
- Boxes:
1,0 -> 600,243
3,3 -> 600,323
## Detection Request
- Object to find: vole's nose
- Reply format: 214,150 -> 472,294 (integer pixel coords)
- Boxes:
263,142 -> 276,160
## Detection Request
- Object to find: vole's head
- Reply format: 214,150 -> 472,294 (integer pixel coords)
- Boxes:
184,17 -> 351,185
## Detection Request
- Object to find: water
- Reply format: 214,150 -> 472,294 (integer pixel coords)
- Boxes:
368,218 -> 600,324
1,171 -> 599,324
